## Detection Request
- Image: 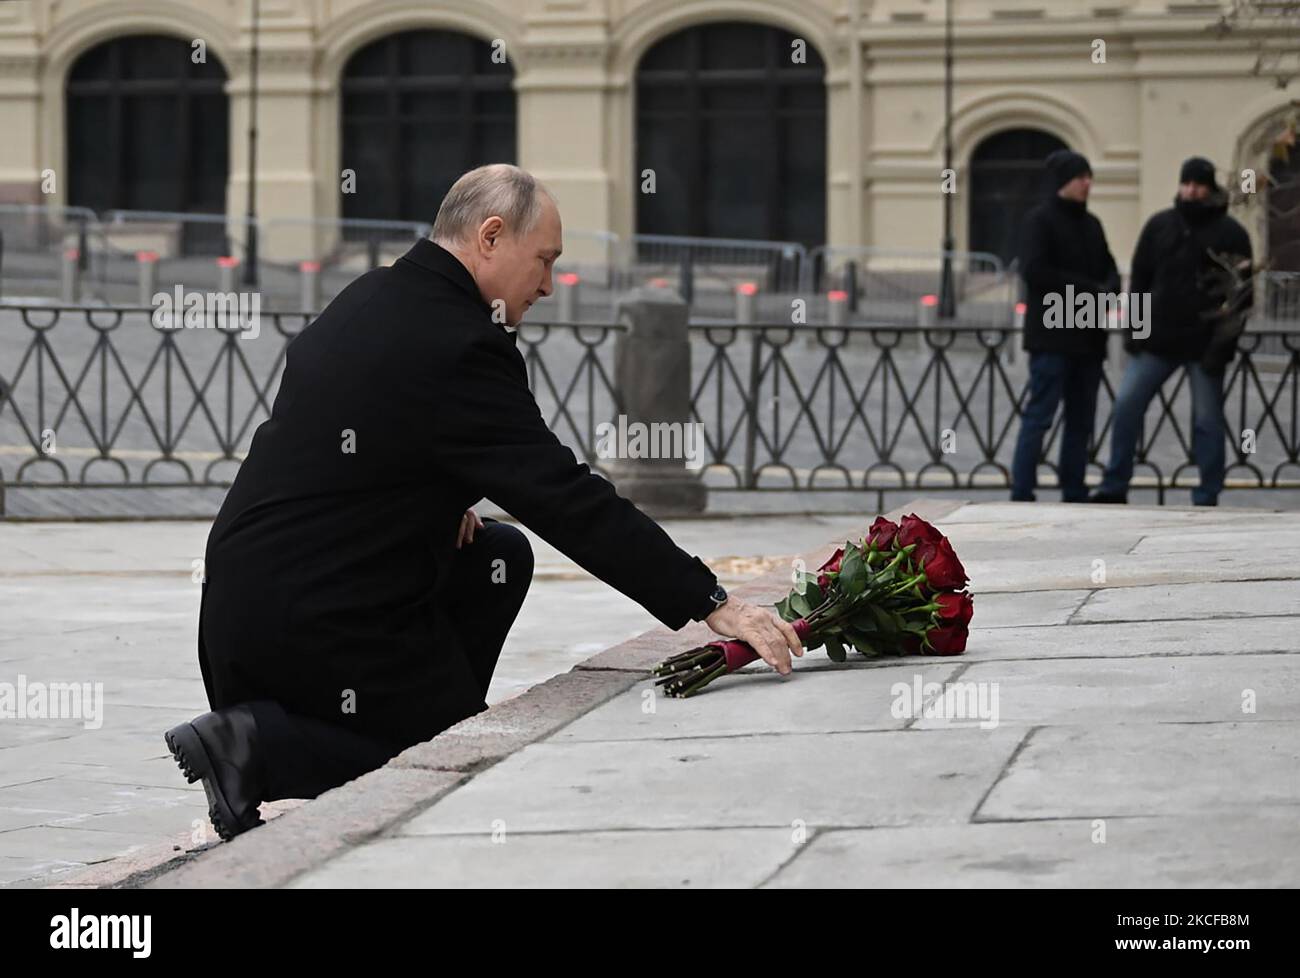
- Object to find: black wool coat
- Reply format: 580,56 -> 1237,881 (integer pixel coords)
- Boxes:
1018,194 -> 1121,356
1125,190 -> 1253,362
198,239 -> 718,746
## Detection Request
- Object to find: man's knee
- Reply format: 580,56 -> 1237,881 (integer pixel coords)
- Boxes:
481,522 -> 534,588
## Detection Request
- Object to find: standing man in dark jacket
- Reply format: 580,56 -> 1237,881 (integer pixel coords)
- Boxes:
1011,149 -> 1121,502
165,164 -> 804,841
1090,157 -> 1253,506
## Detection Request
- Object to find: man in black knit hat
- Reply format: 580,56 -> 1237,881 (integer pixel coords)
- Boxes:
1011,148 -> 1121,502
1090,156 -> 1253,506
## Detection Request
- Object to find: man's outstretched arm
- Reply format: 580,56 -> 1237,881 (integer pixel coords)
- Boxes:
426,328 -> 801,672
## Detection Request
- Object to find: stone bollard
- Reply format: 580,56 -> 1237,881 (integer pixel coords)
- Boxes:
827,289 -> 848,327
137,251 -> 159,307
734,281 -> 758,324
61,248 -> 81,303
1007,301 -> 1026,365
300,260 -> 321,311
917,293 -> 939,329
217,255 -> 239,293
556,271 -> 580,322
605,288 -> 706,516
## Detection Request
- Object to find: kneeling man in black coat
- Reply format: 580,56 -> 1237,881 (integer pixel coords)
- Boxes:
165,164 -> 804,840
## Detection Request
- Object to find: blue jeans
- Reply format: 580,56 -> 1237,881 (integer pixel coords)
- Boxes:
1011,352 -> 1104,501
1098,351 -> 1226,505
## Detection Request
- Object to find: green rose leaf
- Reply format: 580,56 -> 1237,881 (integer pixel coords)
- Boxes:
824,637 -> 847,662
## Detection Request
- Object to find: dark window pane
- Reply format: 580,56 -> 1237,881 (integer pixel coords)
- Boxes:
969,128 -> 1068,263
637,119 -> 694,235
67,96 -> 112,209
476,88 -> 514,118
779,84 -> 824,111
479,121 -> 517,164
399,90 -> 460,119
343,91 -> 388,119
703,85 -> 763,114
120,36 -> 185,80
341,122 -> 395,219
700,23 -> 768,71
636,23 -> 825,246
69,43 -> 113,82
401,31 -> 468,77
704,117 -> 766,238
190,93 -> 228,211
345,38 -> 390,77
781,116 -> 825,243
340,30 -> 516,223
121,94 -> 181,208
639,31 -> 689,71
66,35 -> 229,228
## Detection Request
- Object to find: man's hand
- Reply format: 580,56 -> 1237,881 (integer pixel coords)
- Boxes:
455,508 -> 484,549
704,595 -> 804,676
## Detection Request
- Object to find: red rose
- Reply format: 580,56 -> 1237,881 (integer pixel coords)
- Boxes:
925,623 -> 968,655
916,537 -> 968,591
897,513 -> 943,550
866,516 -> 899,550
934,591 -> 974,627
816,546 -> 844,590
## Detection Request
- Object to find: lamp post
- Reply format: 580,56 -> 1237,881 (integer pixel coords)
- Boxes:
938,0 -> 956,319
242,0 -> 260,286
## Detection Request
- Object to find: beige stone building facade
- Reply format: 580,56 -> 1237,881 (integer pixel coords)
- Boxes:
0,0 -> 1295,270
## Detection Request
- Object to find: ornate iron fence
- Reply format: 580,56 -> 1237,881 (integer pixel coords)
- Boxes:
2,303 -> 1298,515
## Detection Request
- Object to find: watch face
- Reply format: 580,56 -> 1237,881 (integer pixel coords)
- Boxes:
711,585 -> 727,605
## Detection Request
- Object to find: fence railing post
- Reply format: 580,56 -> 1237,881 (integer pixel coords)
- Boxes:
844,260 -> 859,313
61,248 -> 80,302
137,251 -> 159,307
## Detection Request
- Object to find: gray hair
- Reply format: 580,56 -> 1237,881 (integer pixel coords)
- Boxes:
430,163 -> 555,246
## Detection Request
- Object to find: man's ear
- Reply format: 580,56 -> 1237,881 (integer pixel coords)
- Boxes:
477,216 -> 505,256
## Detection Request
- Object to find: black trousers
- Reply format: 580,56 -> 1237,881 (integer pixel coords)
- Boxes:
243,517 -> 533,801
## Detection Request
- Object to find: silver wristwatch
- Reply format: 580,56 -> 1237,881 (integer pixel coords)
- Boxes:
694,583 -> 728,621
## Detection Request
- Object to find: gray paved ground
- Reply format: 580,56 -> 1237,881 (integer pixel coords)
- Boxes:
257,500 -> 1300,888
47,496 -> 1296,890
0,509 -> 866,887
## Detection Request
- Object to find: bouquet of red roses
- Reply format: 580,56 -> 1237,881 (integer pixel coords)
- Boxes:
653,513 -> 973,698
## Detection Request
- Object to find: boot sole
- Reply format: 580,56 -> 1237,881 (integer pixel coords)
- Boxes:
164,722 -> 259,842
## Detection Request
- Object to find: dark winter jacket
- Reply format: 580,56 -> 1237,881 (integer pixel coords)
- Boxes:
1019,194 -> 1121,356
1125,188 -> 1253,363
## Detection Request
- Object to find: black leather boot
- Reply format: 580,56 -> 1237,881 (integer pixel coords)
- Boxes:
1087,489 -> 1128,504
165,704 -> 266,841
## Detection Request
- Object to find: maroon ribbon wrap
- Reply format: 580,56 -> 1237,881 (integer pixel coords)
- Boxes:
717,618 -> 811,672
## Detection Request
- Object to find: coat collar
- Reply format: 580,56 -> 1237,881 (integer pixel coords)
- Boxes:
398,238 -> 517,340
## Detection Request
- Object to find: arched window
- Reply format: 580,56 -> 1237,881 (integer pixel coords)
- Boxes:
66,35 -> 229,249
339,30 -> 516,226
635,22 -> 826,245
968,128 -> 1068,266
1267,143 -> 1300,273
